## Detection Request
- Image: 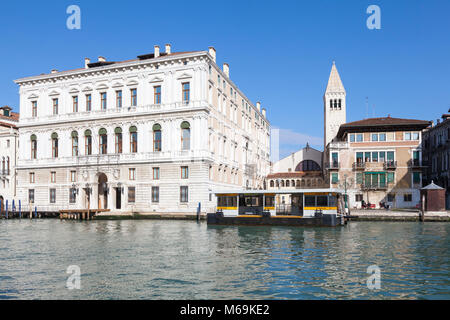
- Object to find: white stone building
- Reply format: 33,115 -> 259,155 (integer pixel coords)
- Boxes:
15,45 -> 271,213
0,106 -> 19,210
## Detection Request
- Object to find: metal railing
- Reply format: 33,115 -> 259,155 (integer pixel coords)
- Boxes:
361,183 -> 388,190
352,162 -> 366,170
383,160 -> 397,169
325,161 -> 340,169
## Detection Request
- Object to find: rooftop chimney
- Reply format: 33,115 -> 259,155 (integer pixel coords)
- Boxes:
98,56 -> 106,62
262,108 -> 266,118
51,69 -> 58,74
437,119 -> 440,124
256,101 -> 261,112
165,44 -> 171,54
208,47 -> 216,62
223,63 -> 229,78
85,58 -> 90,69
154,45 -> 160,58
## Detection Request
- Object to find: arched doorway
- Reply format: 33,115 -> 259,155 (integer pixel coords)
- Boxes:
0,196 -> 4,214
98,173 -> 108,209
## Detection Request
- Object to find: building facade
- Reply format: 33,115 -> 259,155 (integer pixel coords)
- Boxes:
0,106 -> 19,209
15,45 -> 271,213
326,117 -> 431,209
422,111 -> 450,209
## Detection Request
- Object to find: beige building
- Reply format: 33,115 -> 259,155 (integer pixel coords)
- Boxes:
326,117 -> 431,208
15,45 -> 270,213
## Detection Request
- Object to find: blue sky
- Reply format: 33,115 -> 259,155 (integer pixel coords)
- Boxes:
1,0 -> 449,158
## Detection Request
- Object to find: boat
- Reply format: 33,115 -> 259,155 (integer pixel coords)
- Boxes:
207,189 -> 347,227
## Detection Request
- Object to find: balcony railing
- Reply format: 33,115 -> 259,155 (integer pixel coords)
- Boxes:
361,183 -> 388,190
325,161 -> 340,170
383,160 -> 397,170
408,159 -> 425,167
353,162 -> 366,170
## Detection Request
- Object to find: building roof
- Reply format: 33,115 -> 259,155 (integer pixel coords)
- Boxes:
267,171 -> 322,179
0,111 -> 19,122
0,121 -> 18,129
421,181 -> 444,190
325,62 -> 345,94
337,116 -> 431,138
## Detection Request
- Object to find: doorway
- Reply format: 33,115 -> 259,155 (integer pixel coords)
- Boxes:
98,173 -> 108,209
115,187 -> 121,209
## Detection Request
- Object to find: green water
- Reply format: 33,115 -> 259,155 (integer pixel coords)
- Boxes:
0,220 -> 449,299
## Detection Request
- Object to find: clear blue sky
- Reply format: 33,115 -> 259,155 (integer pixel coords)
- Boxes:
1,0 -> 449,158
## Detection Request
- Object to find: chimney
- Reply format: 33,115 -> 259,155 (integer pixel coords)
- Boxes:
208,47 -> 216,62
437,119 -> 440,124
84,58 -> 90,69
256,101 -> 261,112
223,63 -> 229,78
51,69 -> 58,74
262,108 -> 266,118
154,45 -> 160,58
165,44 -> 171,54
98,56 -> 106,62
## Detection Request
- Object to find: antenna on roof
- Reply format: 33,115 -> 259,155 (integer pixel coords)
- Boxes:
365,97 -> 369,119
372,104 -> 375,118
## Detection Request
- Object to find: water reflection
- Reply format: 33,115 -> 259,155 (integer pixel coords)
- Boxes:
0,220 -> 449,299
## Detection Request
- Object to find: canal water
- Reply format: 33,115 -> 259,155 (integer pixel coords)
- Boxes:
0,220 -> 449,299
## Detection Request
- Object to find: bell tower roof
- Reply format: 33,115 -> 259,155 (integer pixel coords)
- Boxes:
325,61 -> 345,95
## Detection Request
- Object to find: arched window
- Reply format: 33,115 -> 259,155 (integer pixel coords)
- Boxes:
338,99 -> 342,109
153,124 -> 162,152
71,131 -> 78,156
6,157 -> 9,173
1,157 -> 4,173
115,127 -> 122,154
30,134 -> 37,159
330,99 -> 333,109
280,180 -> 285,187
181,121 -> 190,150
84,130 -> 92,155
130,126 -> 138,153
286,180 -> 290,187
295,160 -> 321,172
270,180 -> 274,188
334,99 -> 338,109
51,132 -> 58,158
99,128 -> 107,154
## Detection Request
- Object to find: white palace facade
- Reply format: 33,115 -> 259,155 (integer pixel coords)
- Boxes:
15,45 -> 271,213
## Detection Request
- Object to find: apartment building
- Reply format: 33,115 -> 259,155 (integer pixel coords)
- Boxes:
326,117 -> 431,208
14,45 -> 270,213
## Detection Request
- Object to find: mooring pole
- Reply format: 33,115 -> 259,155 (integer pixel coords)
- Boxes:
19,200 -> 21,219
6,200 -> 9,219
420,194 -> 425,222
34,206 -> 37,219
197,202 -> 201,222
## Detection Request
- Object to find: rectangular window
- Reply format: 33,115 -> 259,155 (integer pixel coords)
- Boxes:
153,167 -> 160,180
128,187 -> 136,203
182,82 -> 190,103
404,132 -> 411,140
130,88 -> 137,106
331,173 -> 339,184
305,196 -> 315,207
115,133 -> 122,154
181,166 -> 188,179
387,194 -> 395,202
364,152 -> 371,162
29,172 -> 35,183
372,152 -> 378,162
379,133 -> 386,141
316,195 -> 328,206
412,132 -> 419,140
70,171 -> 76,182
413,172 -> 421,184
404,194 -> 412,202
355,194 -> 363,202
116,90 -> 122,108
51,171 -> 56,183
372,133 -> 378,141
356,134 -> 363,142
180,186 -> 188,203
129,168 -> 136,180
52,98 -> 58,115
86,94 -> 92,111
32,101 -> 37,117
154,86 -> 161,104
356,152 -> 364,163
387,172 -> 395,183
100,134 -> 107,154
130,132 -> 138,153
151,186 -> 159,203
85,136 -> 92,155
50,188 -> 56,203
69,188 -> 76,204
72,96 -> 78,112
31,140 -> 37,159
356,172 -> 363,184
379,151 -> 386,162
349,134 -> 355,142
101,92 -> 107,110
28,189 -> 35,204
